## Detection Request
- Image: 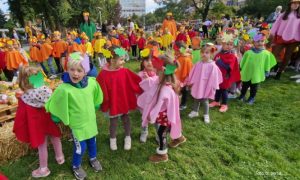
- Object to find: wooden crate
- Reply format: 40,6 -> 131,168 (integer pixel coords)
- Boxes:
0,104 -> 17,124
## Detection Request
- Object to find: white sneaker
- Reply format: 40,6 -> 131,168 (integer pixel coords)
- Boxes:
140,131 -> 148,143
296,79 -> 300,83
290,74 -> 300,79
110,138 -> 117,151
124,136 -> 131,150
204,115 -> 210,124
188,111 -> 199,118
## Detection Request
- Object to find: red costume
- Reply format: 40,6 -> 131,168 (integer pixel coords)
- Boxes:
176,33 -> 187,43
96,68 -> 142,116
0,51 -> 6,70
13,99 -> 61,148
214,51 -> 241,89
188,30 -> 197,39
137,37 -> 146,50
121,38 -> 130,51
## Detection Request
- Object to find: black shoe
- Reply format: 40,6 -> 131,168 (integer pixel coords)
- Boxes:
237,95 -> 246,102
274,72 -> 281,80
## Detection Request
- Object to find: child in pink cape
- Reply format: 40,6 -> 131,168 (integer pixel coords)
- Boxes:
186,45 -> 223,123
138,51 -> 186,163
137,48 -> 159,143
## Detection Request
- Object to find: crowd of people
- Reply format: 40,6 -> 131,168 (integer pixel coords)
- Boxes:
0,0 -> 299,179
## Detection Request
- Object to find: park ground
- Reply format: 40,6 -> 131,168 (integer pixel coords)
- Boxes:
0,61 -> 300,180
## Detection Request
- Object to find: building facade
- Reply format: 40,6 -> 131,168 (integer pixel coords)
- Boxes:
120,0 -> 146,17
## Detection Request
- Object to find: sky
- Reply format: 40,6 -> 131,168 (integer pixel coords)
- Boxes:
0,0 -> 162,14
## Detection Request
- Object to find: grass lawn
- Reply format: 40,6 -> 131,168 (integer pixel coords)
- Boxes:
0,61 -> 300,180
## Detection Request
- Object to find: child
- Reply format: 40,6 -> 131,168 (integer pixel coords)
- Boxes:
209,34 -> 241,112
97,46 -> 142,151
137,31 -> 147,59
161,28 -> 173,50
45,52 -> 103,179
176,26 -> 188,44
93,32 -> 107,68
52,31 -> 67,73
137,48 -> 159,143
39,35 -> 56,77
5,39 -> 28,80
238,34 -> 277,104
13,66 -> 63,178
138,52 -> 186,163
191,36 -> 202,64
129,29 -> 138,59
175,42 -> 193,110
187,46 -> 223,123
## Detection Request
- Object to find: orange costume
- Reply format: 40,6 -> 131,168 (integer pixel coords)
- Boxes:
5,50 -> 28,70
111,37 -> 121,46
162,13 -> 177,40
29,45 -> 42,62
40,42 -> 53,61
67,43 -> 86,55
175,54 -> 193,83
52,40 -> 67,58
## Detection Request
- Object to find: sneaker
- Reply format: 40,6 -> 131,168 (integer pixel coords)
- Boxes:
179,105 -> 187,110
169,136 -> 187,148
89,158 -> 102,172
209,101 -> 220,108
32,167 -> 50,178
269,72 -> 277,76
72,166 -> 87,180
188,111 -> 199,118
149,154 -> 168,163
140,131 -> 148,143
219,105 -> 228,113
247,97 -> 255,105
296,79 -> 300,83
228,93 -> 237,99
203,115 -> 210,124
290,74 -> 300,79
110,138 -> 117,151
49,74 -> 57,79
124,136 -> 131,150
237,95 -> 246,102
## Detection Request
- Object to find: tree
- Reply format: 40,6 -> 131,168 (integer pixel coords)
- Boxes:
0,10 -> 6,28
210,2 -> 235,19
191,0 -> 215,20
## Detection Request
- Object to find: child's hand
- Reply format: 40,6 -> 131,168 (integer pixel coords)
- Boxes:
143,72 -> 149,79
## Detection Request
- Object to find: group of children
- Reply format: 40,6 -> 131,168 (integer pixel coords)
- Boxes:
1,19 -> 280,180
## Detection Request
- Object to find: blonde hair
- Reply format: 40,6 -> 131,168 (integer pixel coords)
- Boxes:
18,66 -> 41,91
67,59 -> 84,71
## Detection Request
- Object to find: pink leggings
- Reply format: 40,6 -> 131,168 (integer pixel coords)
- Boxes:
38,136 -> 63,168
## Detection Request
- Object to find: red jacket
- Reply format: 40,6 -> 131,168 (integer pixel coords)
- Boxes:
176,33 -> 187,43
214,51 -> 241,89
138,37 -> 146,49
129,32 -> 137,46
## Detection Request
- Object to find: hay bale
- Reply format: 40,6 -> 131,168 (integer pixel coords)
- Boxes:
58,123 -> 72,140
0,122 -> 30,164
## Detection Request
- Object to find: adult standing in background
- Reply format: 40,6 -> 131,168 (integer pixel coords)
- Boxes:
101,20 -> 108,36
80,11 -> 96,41
270,0 -> 300,80
162,12 -> 177,40
266,6 -> 283,23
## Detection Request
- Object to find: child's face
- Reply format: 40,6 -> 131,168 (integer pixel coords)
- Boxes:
254,40 -> 265,49
291,2 -> 300,10
13,43 -> 19,49
68,65 -> 85,84
201,49 -> 211,61
222,42 -> 234,51
112,56 -> 125,68
143,59 -> 153,71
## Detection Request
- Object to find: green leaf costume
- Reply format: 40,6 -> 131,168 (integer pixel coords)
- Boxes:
192,49 -> 201,64
45,77 -> 103,141
240,50 -> 277,84
80,22 -> 96,42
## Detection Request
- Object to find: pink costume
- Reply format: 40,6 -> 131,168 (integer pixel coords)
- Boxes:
187,60 -> 223,100
270,12 -> 300,42
137,83 -> 182,139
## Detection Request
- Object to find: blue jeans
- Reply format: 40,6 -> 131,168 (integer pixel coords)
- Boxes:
47,57 -> 56,75
72,136 -> 97,168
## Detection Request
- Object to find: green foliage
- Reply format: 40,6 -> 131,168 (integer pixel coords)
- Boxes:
210,2 -> 236,19
0,10 -> 7,28
238,0 -> 289,18
0,61 -> 300,179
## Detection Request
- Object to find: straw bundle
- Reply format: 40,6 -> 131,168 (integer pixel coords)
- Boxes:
58,123 -> 72,140
0,122 -> 30,164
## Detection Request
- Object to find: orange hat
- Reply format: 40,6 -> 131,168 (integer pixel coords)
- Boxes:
53,31 -> 61,36
166,12 -> 173,16
29,36 -> 38,43
6,39 -> 13,45
37,33 -> 45,40
70,30 -> 78,37
94,32 -> 102,37
83,12 -> 89,16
